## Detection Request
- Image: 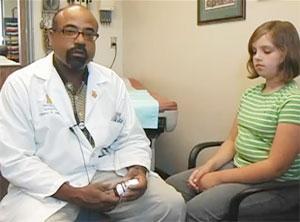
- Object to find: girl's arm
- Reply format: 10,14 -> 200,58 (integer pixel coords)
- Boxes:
197,123 -> 300,190
188,116 -> 238,189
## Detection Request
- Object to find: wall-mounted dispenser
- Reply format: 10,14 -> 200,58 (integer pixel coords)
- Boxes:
99,0 -> 115,25
67,0 -> 93,7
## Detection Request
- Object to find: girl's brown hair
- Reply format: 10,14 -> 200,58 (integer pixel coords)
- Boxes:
247,21 -> 300,82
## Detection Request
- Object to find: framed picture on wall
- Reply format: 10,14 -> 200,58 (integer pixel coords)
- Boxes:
197,0 -> 246,25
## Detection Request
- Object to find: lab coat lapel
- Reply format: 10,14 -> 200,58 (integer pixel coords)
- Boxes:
46,66 -> 75,125
34,53 -> 75,126
32,53 -> 95,151
44,64 -> 94,150
85,63 -> 107,120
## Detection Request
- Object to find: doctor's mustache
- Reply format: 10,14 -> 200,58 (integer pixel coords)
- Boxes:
66,45 -> 89,70
67,44 -> 88,58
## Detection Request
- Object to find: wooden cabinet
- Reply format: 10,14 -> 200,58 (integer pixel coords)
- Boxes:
0,65 -> 21,89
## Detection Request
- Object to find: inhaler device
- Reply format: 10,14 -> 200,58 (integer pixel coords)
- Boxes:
114,179 -> 139,197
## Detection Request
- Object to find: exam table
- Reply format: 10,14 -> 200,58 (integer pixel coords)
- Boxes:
127,78 -> 178,170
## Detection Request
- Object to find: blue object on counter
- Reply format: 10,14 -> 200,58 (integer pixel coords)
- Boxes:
128,89 -> 159,129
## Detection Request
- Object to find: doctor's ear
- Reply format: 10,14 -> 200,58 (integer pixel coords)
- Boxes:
40,28 -> 54,53
47,29 -> 54,47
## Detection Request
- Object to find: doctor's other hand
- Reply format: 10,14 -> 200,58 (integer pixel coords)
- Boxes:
121,165 -> 148,201
53,182 -> 120,212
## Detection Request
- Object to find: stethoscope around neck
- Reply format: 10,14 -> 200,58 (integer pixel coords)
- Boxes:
69,123 -> 93,183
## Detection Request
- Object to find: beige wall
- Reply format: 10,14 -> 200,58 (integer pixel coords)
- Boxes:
122,0 -> 300,174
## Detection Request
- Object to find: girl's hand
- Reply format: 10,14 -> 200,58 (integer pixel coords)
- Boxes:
196,171 -> 223,191
187,165 -> 211,191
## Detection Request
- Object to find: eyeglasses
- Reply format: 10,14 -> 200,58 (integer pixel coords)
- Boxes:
52,26 -> 99,41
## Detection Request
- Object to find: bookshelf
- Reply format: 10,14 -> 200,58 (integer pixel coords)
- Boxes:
3,17 -> 19,62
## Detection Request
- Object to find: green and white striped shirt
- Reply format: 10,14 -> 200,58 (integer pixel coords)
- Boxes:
234,80 -> 300,181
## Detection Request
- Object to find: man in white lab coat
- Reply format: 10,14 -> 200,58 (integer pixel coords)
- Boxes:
0,5 -> 185,222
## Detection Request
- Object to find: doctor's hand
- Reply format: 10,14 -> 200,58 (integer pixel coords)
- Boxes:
120,165 -> 148,202
53,182 -> 120,212
79,182 -> 121,211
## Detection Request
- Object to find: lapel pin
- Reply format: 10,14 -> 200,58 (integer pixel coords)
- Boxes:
91,90 -> 97,98
46,94 -> 53,104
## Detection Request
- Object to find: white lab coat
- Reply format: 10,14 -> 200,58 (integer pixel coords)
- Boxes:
0,52 -> 151,222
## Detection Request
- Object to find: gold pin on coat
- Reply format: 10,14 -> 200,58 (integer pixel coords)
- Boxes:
91,90 -> 97,98
46,94 -> 52,104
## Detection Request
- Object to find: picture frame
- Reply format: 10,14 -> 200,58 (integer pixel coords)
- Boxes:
197,0 -> 246,25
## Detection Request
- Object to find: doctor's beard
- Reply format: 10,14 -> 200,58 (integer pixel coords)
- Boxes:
66,45 -> 88,70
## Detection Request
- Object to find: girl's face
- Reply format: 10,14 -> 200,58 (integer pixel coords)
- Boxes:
252,33 -> 285,81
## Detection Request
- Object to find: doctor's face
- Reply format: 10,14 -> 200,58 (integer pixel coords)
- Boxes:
49,6 -> 98,70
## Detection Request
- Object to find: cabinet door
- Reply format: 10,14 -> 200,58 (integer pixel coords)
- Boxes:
0,65 -> 21,89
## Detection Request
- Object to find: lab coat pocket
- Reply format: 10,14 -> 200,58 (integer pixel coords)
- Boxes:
89,120 -> 124,149
34,102 -> 65,145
